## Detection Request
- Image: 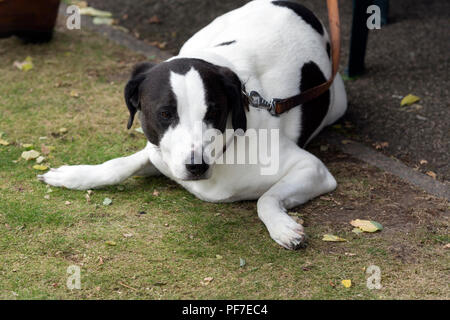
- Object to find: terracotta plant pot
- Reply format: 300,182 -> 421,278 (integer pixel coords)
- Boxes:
0,0 -> 61,43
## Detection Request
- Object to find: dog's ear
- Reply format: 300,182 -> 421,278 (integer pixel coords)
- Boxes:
124,62 -> 155,129
219,67 -> 247,132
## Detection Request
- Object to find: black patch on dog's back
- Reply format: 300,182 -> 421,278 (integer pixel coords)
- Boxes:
272,1 -> 324,35
297,61 -> 330,147
215,40 -> 236,47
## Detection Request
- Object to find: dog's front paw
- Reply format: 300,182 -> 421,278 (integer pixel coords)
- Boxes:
267,215 -> 307,250
38,165 -> 93,190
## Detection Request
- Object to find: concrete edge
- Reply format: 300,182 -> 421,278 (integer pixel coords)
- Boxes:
58,4 -> 449,201
58,4 -> 172,61
327,133 -> 450,200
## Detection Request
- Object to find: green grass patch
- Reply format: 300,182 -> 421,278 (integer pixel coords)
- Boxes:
0,28 -> 448,300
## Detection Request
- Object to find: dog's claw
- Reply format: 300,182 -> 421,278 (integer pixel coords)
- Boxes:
268,217 -> 308,250
290,233 -> 308,250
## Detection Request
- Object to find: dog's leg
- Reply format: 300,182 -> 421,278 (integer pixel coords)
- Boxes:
38,147 -> 159,190
257,148 -> 337,250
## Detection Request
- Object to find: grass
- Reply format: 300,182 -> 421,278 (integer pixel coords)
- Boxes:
0,27 -> 449,300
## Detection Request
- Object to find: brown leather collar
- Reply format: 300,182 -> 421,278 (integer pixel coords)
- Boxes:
243,0 -> 340,116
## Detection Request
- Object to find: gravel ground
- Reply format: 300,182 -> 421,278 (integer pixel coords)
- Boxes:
88,0 -> 450,182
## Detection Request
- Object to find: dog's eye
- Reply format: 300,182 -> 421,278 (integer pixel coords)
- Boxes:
160,110 -> 173,120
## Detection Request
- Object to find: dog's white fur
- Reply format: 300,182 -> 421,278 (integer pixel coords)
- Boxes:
39,0 -> 347,249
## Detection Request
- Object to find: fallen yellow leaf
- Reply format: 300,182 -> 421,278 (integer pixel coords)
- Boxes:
322,234 -> 348,242
33,165 -> 48,171
0,139 -> 10,146
400,94 -> 420,106
350,219 -> 383,232
341,279 -> 352,288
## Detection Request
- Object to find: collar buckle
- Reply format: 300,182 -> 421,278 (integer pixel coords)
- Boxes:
242,88 -> 279,116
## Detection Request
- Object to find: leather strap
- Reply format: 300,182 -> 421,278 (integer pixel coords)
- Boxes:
247,0 -> 341,115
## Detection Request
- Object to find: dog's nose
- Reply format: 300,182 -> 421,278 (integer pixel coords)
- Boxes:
185,162 -> 209,176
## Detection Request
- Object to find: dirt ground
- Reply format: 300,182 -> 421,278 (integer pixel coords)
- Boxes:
87,0 -> 450,183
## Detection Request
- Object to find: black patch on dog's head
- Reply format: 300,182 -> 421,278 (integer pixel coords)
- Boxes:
271,1 -> 324,35
124,58 -> 247,145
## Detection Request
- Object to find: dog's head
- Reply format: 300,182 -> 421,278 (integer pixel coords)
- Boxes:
124,58 -> 247,180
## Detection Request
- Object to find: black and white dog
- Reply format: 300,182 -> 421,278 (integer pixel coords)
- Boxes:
39,0 -> 347,250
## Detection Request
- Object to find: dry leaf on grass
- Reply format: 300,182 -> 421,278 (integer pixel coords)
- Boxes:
426,171 -> 437,179
341,279 -> 352,288
322,234 -> 348,242
105,241 -> 116,246
32,165 -> 48,171
21,150 -> 40,160
201,277 -> 214,286
350,219 -> 383,233
13,56 -> 33,71
103,198 -> 112,206
0,139 -> 10,146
